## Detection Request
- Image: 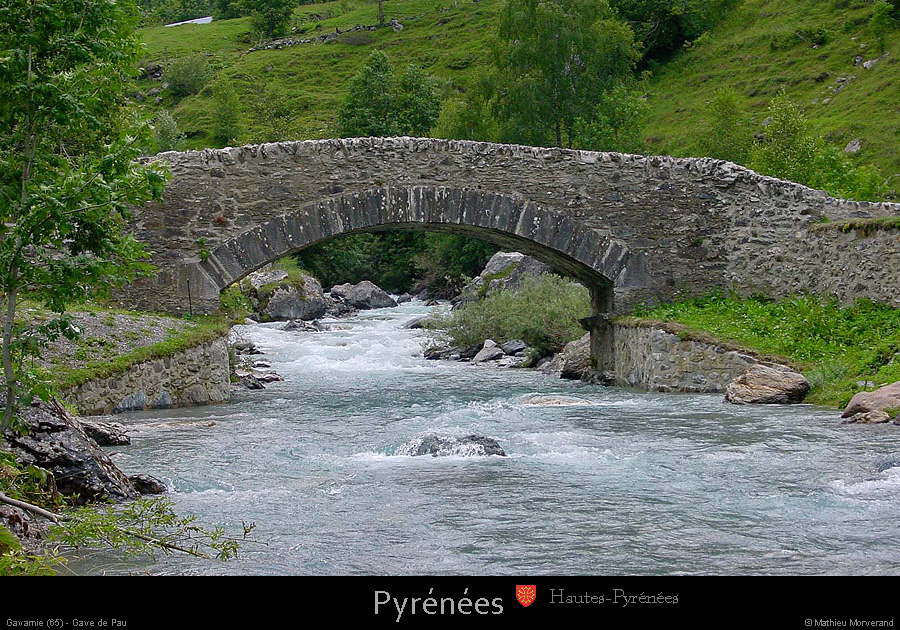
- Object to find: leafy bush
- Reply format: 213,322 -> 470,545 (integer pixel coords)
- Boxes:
871,0 -> 897,53
438,274 -> 591,355
696,87 -> 752,164
211,80 -> 243,146
153,110 -> 184,153
609,0 -> 737,62
242,0 -> 295,43
166,55 -> 213,98
573,82 -> 649,153
220,285 -> 252,320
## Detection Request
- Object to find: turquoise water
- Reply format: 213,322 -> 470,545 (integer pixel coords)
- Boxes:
70,302 -> 900,575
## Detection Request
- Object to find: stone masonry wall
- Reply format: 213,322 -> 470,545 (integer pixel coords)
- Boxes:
64,337 -> 231,416
123,138 -> 900,317
611,324 -> 759,393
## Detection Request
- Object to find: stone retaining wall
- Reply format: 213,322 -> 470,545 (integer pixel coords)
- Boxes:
611,324 -> 760,393
64,336 -> 231,416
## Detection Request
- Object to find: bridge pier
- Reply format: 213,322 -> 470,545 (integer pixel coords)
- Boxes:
581,284 -> 616,375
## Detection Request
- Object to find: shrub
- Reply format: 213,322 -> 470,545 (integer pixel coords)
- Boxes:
749,91 -> 888,201
152,110 -> 184,153
166,55 -> 213,98
438,274 -> 591,356
871,0 -> 897,54
241,0 -> 295,44
211,80 -> 243,146
697,87 -> 752,164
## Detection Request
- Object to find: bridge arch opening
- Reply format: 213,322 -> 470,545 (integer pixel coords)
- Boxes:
133,185 -> 643,370
181,186 -> 636,318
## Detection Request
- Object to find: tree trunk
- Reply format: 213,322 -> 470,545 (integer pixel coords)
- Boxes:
2,281 -> 18,432
378,0 -> 385,27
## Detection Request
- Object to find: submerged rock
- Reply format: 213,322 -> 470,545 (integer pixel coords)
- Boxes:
724,364 -> 810,405
842,410 -> 892,425
283,319 -> 319,333
395,434 -> 507,457
129,474 -> 168,495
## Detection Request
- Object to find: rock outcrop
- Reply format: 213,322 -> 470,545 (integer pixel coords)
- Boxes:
543,334 -> 593,380
2,398 -> 138,504
244,268 -> 326,322
724,364 -> 810,404
455,251 -> 552,308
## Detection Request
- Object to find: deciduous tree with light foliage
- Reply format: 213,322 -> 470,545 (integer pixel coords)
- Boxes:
492,0 -> 640,148
0,0 -> 167,431
240,0 -> 295,45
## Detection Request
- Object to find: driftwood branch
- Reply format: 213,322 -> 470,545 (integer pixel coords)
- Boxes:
0,490 -> 62,524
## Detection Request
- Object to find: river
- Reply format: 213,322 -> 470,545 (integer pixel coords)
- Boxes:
70,301 -> 900,575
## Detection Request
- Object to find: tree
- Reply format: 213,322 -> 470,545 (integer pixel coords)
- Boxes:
492,0 -> 640,148
211,79 -> 243,146
610,0 -> 736,63
749,92 -> 887,201
240,0 -> 295,44
697,86 -> 752,164
573,82 -> 649,153
870,0 -> 896,54
0,0 -> 167,430
337,51 -> 441,138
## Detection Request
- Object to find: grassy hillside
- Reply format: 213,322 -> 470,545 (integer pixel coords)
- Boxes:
136,0 -> 900,192
643,0 -> 900,189
136,0 -> 503,145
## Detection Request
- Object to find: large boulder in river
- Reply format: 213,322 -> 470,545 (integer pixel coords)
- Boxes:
543,333 -> 593,380
455,251 -> 552,308
241,266 -> 327,322
259,277 -> 326,322
395,435 -> 506,457
330,281 -> 397,309
724,364 -> 810,405
842,381 -> 900,420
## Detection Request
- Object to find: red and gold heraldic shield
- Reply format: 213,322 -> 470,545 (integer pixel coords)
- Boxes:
516,585 -> 536,607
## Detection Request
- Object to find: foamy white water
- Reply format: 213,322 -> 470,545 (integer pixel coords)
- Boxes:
69,301 -> 900,575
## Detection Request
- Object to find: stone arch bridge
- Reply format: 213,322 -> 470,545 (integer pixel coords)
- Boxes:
122,137 -> 900,365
